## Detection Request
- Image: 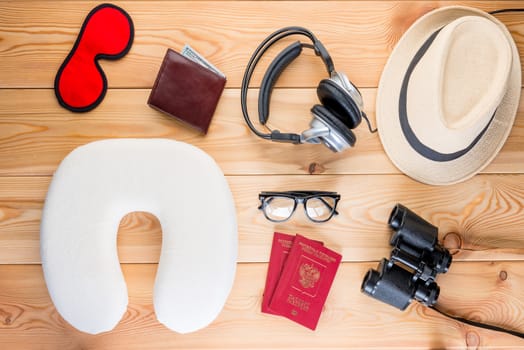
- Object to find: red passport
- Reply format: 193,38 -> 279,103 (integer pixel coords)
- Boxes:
269,234 -> 342,330
261,232 -> 294,315
262,233 -> 323,315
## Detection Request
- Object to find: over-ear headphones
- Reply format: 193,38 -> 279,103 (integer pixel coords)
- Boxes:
241,26 -> 374,152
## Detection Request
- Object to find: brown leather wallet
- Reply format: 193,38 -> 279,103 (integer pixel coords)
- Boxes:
147,48 -> 226,134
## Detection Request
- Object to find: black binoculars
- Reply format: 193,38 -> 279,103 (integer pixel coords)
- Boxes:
361,204 -> 452,310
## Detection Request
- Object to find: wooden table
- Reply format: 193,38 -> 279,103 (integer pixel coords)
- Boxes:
1,1 -> 524,348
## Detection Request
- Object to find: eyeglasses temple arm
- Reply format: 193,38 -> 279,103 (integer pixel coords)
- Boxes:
258,196 -> 275,210
318,196 -> 339,215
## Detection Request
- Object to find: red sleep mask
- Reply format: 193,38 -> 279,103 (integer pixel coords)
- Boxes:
55,3 -> 134,112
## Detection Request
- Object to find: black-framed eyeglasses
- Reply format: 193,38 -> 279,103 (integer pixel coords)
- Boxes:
258,191 -> 340,223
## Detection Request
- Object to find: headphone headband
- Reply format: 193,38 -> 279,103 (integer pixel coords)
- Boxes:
240,26 -> 335,143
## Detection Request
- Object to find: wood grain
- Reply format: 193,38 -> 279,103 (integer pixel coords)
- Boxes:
2,174 -> 524,264
0,1 -> 523,89
2,1 -> 524,348
0,262 -> 523,349
0,88 -> 523,176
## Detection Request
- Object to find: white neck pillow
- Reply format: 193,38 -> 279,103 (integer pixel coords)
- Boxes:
40,139 -> 237,334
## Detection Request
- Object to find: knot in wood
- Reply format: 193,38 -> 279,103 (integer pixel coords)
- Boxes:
465,331 -> 480,347
308,162 -> 325,175
499,270 -> 508,281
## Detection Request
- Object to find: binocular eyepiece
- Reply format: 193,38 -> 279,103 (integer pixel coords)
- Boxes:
361,204 -> 452,310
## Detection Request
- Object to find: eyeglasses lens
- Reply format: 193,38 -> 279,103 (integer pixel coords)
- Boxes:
264,196 -> 295,222
305,196 -> 336,222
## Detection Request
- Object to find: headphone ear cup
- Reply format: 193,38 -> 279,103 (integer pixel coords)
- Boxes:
317,79 -> 362,129
311,104 -> 356,148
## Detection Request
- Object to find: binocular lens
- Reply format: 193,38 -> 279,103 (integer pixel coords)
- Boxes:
388,204 -> 404,230
414,281 -> 440,307
361,269 -> 380,296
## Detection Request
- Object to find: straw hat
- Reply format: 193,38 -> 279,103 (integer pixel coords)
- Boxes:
376,6 -> 521,185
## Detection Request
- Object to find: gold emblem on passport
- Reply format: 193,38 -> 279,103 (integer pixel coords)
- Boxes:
299,263 -> 320,288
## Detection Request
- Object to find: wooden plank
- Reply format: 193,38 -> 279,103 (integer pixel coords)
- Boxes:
0,262 -> 523,349
0,88 -> 523,176
1,1 -> 522,348
0,1 -> 523,88
2,174 -> 524,264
